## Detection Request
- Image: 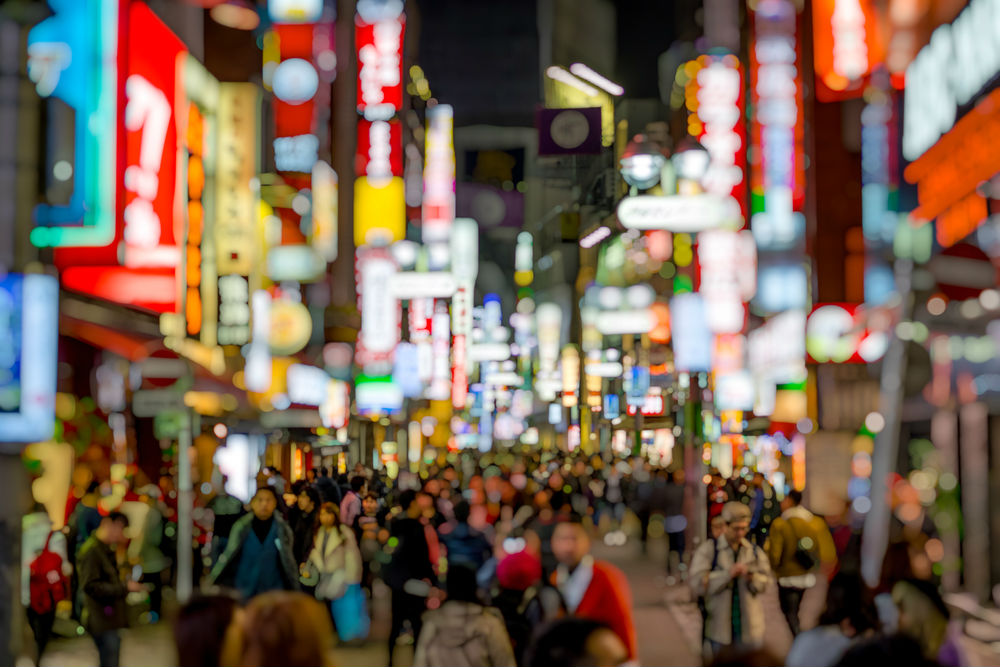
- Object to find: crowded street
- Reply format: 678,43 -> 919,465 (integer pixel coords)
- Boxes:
4,0 -> 1000,666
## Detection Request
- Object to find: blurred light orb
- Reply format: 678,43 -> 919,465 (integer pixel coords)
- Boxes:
53,160 -> 73,181
852,496 -> 872,514
979,289 -> 1000,310
210,0 -> 260,30
927,296 -> 947,316
865,411 -> 886,433
213,423 -> 228,439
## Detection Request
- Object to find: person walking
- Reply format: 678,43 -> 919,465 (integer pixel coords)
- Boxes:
77,512 -> 145,667
22,504 -> 69,663
340,475 -> 367,531
383,489 -> 439,666
316,466 -> 342,505
549,516 -> 638,662
440,500 -> 493,573
208,486 -> 300,599
766,489 -> 836,636
413,563 -> 516,667
135,485 -> 171,622
689,502 -> 772,659
303,503 -> 368,641
289,486 -> 320,565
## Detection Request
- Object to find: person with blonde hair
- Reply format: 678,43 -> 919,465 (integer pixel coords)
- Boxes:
224,591 -> 335,667
892,579 -> 966,666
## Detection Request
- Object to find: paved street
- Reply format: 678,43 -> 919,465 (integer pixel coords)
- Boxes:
18,531 -> 1000,666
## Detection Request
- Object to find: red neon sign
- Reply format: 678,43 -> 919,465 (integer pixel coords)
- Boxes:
356,118 -> 403,180
57,1 -> 185,313
355,14 -> 404,118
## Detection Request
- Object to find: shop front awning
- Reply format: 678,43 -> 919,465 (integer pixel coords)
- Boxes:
60,314 -> 165,362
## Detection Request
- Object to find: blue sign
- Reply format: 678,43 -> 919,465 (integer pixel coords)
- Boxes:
670,293 -> 712,372
0,274 -> 59,446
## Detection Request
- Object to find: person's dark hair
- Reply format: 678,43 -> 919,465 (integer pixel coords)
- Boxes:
105,511 -> 129,528
86,480 -> 101,495
350,476 -> 366,493
290,479 -> 307,496
445,563 -> 481,604
549,490 -> 570,512
319,466 -> 329,476
453,500 -> 472,523
397,489 -> 418,512
254,486 -> 279,502
524,618 -> 611,667
364,492 -> 379,502
708,646 -> 784,667
300,486 -> 320,509
818,572 -> 878,634
837,633 -> 935,667
174,593 -> 240,667
786,489 -> 803,506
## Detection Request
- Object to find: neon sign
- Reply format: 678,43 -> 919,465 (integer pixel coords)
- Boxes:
356,11 -> 404,120
811,0 -> 882,100
356,246 -> 400,371
28,0 -> 118,249
749,0 -> 806,251
422,105 -> 456,247
692,55 -> 747,222
903,0 -> 1000,162
0,274 -> 58,446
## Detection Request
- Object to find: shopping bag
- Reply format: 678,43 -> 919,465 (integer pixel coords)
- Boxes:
331,583 -> 370,641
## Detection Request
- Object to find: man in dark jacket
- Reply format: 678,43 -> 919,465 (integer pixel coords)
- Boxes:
384,490 -> 438,666
440,500 -> 492,572
207,486 -> 300,599
77,512 -> 144,667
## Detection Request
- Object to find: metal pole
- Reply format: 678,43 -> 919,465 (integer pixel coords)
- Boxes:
176,409 -> 193,603
861,260 -> 913,588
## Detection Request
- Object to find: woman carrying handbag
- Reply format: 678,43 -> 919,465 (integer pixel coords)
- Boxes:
301,503 -> 369,642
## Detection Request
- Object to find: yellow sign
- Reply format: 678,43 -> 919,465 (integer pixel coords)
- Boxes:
216,84 -> 260,276
270,298 -> 312,356
354,176 -> 405,247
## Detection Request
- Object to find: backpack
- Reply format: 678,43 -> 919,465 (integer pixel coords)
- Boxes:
29,531 -> 68,614
788,518 -> 820,572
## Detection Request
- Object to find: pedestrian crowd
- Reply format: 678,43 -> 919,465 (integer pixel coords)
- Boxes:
21,454 -> 971,667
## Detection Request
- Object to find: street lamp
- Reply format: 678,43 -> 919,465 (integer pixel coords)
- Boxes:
620,135 -> 668,191
670,137 -> 711,194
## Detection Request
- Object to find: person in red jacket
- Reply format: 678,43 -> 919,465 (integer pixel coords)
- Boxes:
549,516 -> 638,662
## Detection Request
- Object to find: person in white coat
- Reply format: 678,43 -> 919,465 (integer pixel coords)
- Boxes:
303,503 -> 362,626
689,501 -> 772,660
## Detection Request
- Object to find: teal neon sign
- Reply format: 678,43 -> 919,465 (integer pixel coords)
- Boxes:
27,0 -> 118,248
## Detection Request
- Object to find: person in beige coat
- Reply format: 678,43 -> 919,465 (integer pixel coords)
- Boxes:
303,503 -> 362,602
689,501 -> 772,659
413,564 -> 515,667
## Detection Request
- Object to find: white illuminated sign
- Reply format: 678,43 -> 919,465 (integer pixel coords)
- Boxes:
468,343 -> 512,363
696,61 -> 744,209
831,0 -> 868,81
596,309 -> 655,335
388,272 -> 457,299
269,0 -> 322,23
748,309 -> 806,384
715,371 -> 755,410
266,245 -> 325,282
358,250 -> 400,366
699,229 -> 756,334
244,290 -> 272,392
422,105 -> 455,245
903,0 -> 1000,161
584,361 -> 624,378
287,364 -> 330,406
617,194 -> 739,231
274,134 -> 320,172
218,275 -> 251,346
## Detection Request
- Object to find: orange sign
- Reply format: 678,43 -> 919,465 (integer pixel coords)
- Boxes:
812,0 -> 884,101
904,87 -> 1000,247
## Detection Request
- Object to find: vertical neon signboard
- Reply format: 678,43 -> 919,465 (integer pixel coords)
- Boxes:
28,0 -> 119,249
749,0 -> 806,251
0,274 -> 59,447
